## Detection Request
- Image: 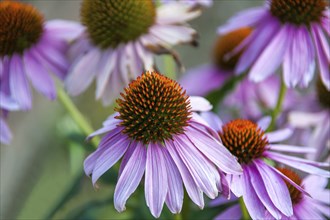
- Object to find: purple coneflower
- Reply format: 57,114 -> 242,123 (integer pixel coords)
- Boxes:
219,0 -> 330,90
265,168 -> 330,219
0,1 -> 82,110
84,71 -> 242,218
65,0 -> 200,105
199,112 -> 330,219
289,78 -> 330,162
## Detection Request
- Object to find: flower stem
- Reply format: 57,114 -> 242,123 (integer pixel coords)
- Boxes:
239,197 -> 251,220
57,87 -> 100,147
181,191 -> 190,220
266,78 -> 287,132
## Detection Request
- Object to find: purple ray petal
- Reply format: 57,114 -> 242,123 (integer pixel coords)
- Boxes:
114,142 -> 146,212
269,144 -> 316,154
218,7 -> 267,34
311,24 -> 330,90
253,160 -> 293,217
189,96 -> 212,112
165,139 -> 204,208
228,174 -> 243,197
45,20 -> 84,41
249,24 -> 293,82
0,117 -> 12,145
294,198 -> 324,220
266,128 -> 293,143
218,170 -> 230,199
242,166 -> 267,220
66,48 -> 101,96
96,50 -> 116,99
118,142 -> 135,177
265,152 -> 330,177
248,164 -> 284,219
0,92 -> 19,111
91,135 -> 130,185
235,15 -> 281,74
24,51 -> 56,100
214,204 -> 242,220
163,148 -> 183,214
199,111 -> 223,132
173,135 -> 219,199
145,143 -> 168,218
9,55 -> 31,110
185,126 -> 242,175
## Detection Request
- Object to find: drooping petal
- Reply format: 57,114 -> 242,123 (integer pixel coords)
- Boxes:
311,23 -> 330,90
0,92 -> 19,111
248,164 -> 282,219
156,2 -> 201,24
227,174 -> 243,197
114,142 -> 147,212
257,116 -> 271,131
254,160 -> 293,217
266,128 -> 293,143
145,143 -> 168,218
242,166 -> 267,220
163,148 -> 184,214
294,198 -> 325,220
199,111 -> 223,132
185,126 -> 242,175
173,135 -> 219,199
235,16 -> 281,74
249,24 -> 293,82
9,55 -> 31,110
0,117 -> 12,145
65,48 -> 101,96
165,140 -> 204,208
24,51 -> 56,100
91,135 -> 131,185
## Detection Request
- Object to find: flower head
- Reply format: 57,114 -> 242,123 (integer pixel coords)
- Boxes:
84,71 -> 242,218
65,0 -> 201,105
199,112 -> 330,219
0,0 -> 83,110
265,168 -> 330,219
218,0 -> 330,90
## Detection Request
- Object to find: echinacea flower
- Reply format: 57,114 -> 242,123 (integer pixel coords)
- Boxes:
199,112 -> 330,219
65,0 -> 200,105
180,27 -> 298,120
0,0 -> 83,110
265,168 -> 330,219
289,78 -> 330,162
84,71 -> 242,218
218,0 -> 330,90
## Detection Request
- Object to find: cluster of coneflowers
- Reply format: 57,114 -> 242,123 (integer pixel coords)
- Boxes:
0,0 -> 329,219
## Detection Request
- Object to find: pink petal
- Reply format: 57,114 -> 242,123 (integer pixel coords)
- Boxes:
189,96 -> 212,112
266,128 -> 293,143
114,142 -> 146,212
145,143 -> 168,218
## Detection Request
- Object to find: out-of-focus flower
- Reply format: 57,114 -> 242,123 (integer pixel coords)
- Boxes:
180,28 -> 298,120
199,112 -> 330,219
65,0 -> 200,105
0,1 -> 83,110
218,0 -> 330,90
265,169 -> 330,219
209,195 -> 241,220
160,0 -> 213,8
84,71 -> 242,218
289,78 -> 330,162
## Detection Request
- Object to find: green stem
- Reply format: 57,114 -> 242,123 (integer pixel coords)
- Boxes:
174,213 -> 182,220
181,191 -> 190,220
239,197 -> 251,220
164,55 -> 176,80
266,78 -> 287,132
57,87 -> 100,147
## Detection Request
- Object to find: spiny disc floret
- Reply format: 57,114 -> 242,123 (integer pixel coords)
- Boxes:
219,119 -> 268,164
81,0 -> 156,49
0,1 -> 44,56
115,72 -> 191,144
277,168 -> 303,204
270,0 -> 327,25
213,27 -> 252,70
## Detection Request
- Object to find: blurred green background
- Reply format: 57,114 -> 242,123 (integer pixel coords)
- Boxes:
0,1 -> 261,219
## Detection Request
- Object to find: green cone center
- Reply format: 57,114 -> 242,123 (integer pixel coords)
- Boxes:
115,71 -> 191,144
270,0 -> 327,25
0,1 -> 44,57
81,0 -> 156,49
